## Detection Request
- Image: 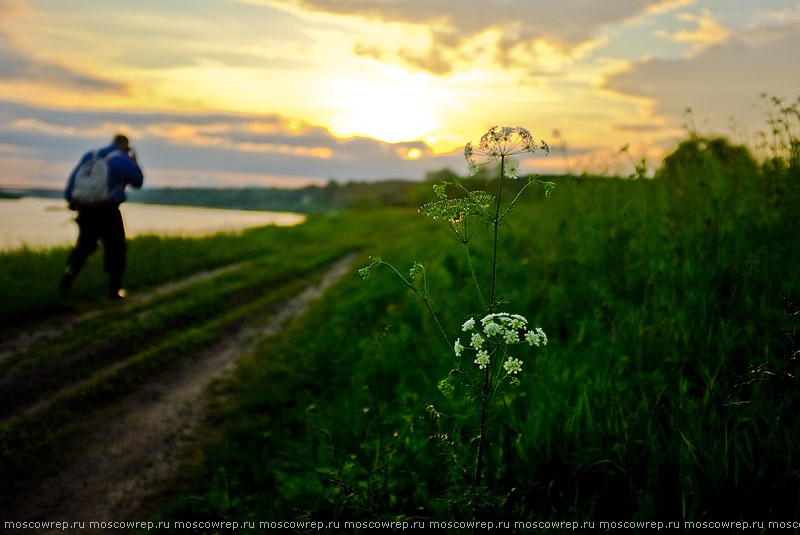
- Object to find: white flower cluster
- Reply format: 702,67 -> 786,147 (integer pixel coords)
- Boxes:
475,350 -> 490,369
525,327 -> 548,347
464,126 -> 549,177
454,312 -> 548,375
504,357 -> 523,375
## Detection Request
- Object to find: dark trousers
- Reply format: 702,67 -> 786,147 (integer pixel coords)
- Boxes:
66,205 -> 126,292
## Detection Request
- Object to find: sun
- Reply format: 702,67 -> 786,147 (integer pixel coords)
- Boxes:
324,70 -> 440,143
406,148 -> 422,159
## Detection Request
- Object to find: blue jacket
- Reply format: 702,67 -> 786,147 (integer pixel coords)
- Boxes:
65,144 -> 144,206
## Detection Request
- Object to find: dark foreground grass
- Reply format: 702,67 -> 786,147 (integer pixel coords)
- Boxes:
154,137 -> 800,529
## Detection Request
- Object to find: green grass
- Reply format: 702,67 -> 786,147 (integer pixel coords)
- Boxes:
0,211 -> 389,508
3,131 -> 800,526
152,135 -> 800,526
0,213 -> 366,331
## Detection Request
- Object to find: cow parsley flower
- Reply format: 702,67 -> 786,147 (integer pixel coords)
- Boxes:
452,311 -> 544,382
525,330 -> 538,346
464,126 -> 549,177
419,190 -> 495,244
481,313 -> 528,334
471,332 -> 485,349
481,313 -> 527,327
504,357 -> 523,375
536,327 -> 548,345
474,350 -> 490,370
484,322 -> 503,337
525,327 -> 548,347
504,160 -> 520,179
503,329 -> 520,344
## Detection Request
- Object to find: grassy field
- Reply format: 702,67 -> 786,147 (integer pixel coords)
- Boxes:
148,135 -> 799,526
0,212 -> 378,509
2,130 -> 799,528
0,213 -> 369,329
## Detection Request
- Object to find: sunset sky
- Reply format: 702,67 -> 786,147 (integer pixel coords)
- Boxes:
1,0 -> 798,189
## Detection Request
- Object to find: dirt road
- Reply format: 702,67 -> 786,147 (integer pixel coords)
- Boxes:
3,254 -> 356,528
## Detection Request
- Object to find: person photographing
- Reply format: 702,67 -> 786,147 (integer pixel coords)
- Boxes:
60,134 -> 144,299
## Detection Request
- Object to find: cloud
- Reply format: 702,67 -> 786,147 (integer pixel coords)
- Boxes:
604,16 -> 800,136
654,8 -> 731,54
641,0 -> 694,16
0,2 -> 124,92
0,0 -> 25,17
269,0 -> 675,41
0,100 -> 465,189
256,0 -> 684,74
751,3 -> 800,27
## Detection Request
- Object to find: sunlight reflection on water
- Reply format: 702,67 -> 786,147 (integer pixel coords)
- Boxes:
0,197 -> 306,251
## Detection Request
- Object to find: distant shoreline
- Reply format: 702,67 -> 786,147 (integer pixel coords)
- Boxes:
0,197 -> 306,252
0,179 -> 427,214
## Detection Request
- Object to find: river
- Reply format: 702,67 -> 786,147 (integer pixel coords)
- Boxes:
0,197 -> 306,251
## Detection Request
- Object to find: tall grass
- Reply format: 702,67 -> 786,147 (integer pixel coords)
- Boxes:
155,128 -> 800,525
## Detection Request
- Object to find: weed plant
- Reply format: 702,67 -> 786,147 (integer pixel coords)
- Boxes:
359,126 -> 554,517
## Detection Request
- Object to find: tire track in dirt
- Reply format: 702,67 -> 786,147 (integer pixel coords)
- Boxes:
5,253 -> 357,529
0,262 -> 247,367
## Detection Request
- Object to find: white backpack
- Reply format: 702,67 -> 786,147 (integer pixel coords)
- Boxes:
71,150 -> 120,205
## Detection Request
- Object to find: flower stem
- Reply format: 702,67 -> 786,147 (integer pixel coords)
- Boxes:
499,178 -> 534,222
488,157 -> 505,313
379,261 -> 450,349
473,342 -> 498,523
475,361 -> 491,489
465,244 -> 485,310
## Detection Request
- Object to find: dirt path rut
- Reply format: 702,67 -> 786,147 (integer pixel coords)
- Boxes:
5,254 -> 356,527
0,262 -> 246,367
